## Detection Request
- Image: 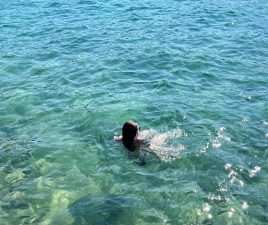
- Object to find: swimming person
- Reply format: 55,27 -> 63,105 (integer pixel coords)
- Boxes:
114,121 -> 184,162
114,121 -> 149,151
114,121 -> 155,165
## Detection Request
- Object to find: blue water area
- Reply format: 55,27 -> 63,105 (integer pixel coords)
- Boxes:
0,0 -> 268,224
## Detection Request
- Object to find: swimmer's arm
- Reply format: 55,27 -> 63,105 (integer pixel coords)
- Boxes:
139,139 -> 150,147
113,135 -> 122,142
138,140 -> 160,159
142,144 -> 161,160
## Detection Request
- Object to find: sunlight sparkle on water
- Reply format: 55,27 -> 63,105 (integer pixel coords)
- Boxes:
228,208 -> 235,218
249,166 -> 261,178
224,163 -> 232,170
242,202 -> 249,210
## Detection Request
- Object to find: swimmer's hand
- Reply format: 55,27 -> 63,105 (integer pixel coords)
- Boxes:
114,136 -> 122,141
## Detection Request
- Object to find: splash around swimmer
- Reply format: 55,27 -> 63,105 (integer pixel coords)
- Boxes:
114,121 -> 185,162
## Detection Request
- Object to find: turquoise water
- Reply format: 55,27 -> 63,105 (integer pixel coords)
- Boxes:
1,0 -> 268,224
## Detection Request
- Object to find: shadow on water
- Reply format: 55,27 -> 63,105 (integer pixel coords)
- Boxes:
68,195 -> 136,225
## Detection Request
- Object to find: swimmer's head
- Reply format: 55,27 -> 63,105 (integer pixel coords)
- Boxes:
122,121 -> 140,150
122,121 -> 139,140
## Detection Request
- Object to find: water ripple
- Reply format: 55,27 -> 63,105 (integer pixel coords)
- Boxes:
0,0 -> 268,224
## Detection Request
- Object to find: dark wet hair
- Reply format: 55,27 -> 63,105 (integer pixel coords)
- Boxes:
122,121 -> 139,151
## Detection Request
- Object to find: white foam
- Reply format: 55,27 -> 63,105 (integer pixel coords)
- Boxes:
140,128 -> 184,162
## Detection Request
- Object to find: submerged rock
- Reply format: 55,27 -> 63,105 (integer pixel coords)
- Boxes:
68,195 -> 136,225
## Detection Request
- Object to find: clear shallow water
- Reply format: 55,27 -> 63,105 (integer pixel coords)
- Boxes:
0,0 -> 268,224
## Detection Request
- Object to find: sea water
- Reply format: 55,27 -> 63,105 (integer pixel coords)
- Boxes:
0,0 -> 267,224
